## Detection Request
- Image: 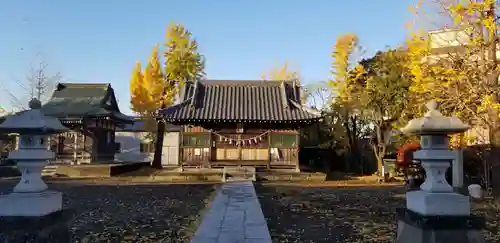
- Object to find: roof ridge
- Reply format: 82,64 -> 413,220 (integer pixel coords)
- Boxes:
196,80 -> 295,86
59,82 -> 109,85
57,83 -> 110,89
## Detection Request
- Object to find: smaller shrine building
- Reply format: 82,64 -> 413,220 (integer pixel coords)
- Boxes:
40,83 -> 134,163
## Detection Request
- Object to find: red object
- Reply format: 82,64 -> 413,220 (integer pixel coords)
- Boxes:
397,143 -> 421,168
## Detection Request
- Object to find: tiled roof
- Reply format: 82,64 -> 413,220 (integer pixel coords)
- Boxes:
159,80 -> 322,124
40,83 -> 134,123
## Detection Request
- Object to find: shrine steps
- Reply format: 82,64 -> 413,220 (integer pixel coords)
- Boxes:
42,165 -> 59,176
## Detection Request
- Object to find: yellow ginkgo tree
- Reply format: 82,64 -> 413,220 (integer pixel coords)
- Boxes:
261,62 -> 312,104
130,44 -> 170,137
130,62 -> 150,114
130,22 -> 205,168
406,0 -> 500,146
164,22 -> 205,88
261,62 -> 300,83
131,22 -> 205,118
329,33 -> 366,173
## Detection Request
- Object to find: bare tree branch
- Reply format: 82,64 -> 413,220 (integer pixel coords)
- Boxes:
5,60 -> 62,111
303,81 -> 332,110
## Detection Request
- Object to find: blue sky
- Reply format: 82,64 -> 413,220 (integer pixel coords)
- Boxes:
0,0 -> 417,115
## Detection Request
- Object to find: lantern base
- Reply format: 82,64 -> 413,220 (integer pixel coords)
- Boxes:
0,190 -> 62,217
396,208 -> 485,243
406,190 -> 470,216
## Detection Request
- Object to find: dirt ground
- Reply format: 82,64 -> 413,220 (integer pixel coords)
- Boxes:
0,179 -> 216,243
256,183 -> 500,243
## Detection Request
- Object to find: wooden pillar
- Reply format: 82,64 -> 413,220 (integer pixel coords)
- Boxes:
73,132 -> 78,164
208,132 -> 213,162
237,134 -> 242,163
83,133 -> 87,163
295,131 -> 300,172
91,129 -> 98,163
267,131 -> 271,169
104,129 -> 109,160
182,126 -> 185,171
111,123 -> 116,161
108,130 -> 112,160
236,123 -> 243,165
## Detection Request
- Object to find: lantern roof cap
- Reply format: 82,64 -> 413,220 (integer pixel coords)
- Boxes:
0,98 -> 68,134
400,100 -> 470,135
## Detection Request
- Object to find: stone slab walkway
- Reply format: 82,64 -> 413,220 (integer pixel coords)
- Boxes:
191,181 -> 272,243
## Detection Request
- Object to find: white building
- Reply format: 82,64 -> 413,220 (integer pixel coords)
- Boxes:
115,118 -> 181,166
427,28 -> 492,145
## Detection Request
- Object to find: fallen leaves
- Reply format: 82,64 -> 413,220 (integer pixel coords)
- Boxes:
256,185 -> 500,243
0,180 -> 215,243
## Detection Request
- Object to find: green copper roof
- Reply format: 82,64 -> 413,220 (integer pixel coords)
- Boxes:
40,83 -> 133,123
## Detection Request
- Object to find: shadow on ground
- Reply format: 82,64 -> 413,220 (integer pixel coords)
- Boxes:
256,184 -> 500,243
0,180 -> 216,243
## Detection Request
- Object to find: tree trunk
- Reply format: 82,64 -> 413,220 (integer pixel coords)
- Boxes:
351,116 -> 360,173
376,155 -> 384,182
152,120 -> 166,169
343,119 -> 353,172
343,114 -> 360,173
372,143 -> 385,182
372,124 -> 388,182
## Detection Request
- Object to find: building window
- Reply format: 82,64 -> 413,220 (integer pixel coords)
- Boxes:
140,142 -> 155,153
182,134 -> 210,147
270,133 -> 297,148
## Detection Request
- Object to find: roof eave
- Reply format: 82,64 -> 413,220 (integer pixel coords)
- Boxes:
163,118 -> 322,125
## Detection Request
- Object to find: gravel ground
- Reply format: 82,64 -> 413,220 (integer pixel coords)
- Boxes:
256,184 -> 500,243
0,179 -> 216,243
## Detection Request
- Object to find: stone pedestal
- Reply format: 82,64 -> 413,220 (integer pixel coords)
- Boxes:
0,210 -> 74,243
0,190 -> 63,217
406,190 -> 470,216
11,161 -> 50,193
396,208 -> 485,243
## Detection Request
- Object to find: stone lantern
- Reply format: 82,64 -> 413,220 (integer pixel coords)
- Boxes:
396,100 -> 485,243
0,98 -> 68,217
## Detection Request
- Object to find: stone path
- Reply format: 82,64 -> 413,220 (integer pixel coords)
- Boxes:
191,181 -> 272,243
